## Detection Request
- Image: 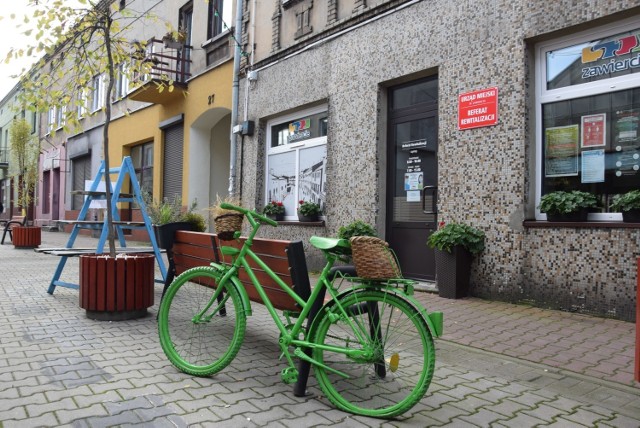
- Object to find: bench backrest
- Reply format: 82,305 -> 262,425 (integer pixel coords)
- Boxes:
6,216 -> 26,230
172,230 -> 311,312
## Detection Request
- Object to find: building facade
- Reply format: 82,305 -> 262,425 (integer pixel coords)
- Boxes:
236,0 -> 640,321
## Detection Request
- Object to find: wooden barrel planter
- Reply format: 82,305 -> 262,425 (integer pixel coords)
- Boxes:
79,253 -> 155,321
13,226 -> 42,248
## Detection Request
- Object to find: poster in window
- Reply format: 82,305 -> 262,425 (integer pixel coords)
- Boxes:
614,109 -> 640,151
613,150 -> 640,177
581,113 -> 606,148
298,145 -> 327,209
267,151 -> 296,214
545,125 -> 579,177
581,149 -> 605,183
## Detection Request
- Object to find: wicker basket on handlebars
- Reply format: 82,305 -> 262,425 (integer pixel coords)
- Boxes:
349,236 -> 402,280
214,213 -> 244,241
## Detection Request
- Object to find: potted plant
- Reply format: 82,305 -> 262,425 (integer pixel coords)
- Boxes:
297,200 -> 321,222
9,118 -> 41,248
145,194 -> 207,249
262,201 -> 285,221
337,220 -> 377,240
210,196 -> 243,241
427,222 -> 485,299
162,28 -> 187,49
611,190 -> 640,222
538,190 -> 598,222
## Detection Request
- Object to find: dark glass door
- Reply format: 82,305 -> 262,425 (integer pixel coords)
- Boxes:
386,77 -> 438,281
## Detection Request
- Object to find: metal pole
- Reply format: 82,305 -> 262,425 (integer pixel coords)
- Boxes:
228,0 -> 244,197
635,257 -> 639,382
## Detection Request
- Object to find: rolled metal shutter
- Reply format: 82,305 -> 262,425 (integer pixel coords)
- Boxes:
72,155 -> 91,210
163,123 -> 184,201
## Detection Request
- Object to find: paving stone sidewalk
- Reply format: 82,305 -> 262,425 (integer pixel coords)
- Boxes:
0,231 -> 638,427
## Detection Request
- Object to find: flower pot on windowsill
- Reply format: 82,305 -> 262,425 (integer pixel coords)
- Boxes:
267,213 -> 284,222
546,209 -> 589,222
622,209 -> 640,223
298,213 -> 319,222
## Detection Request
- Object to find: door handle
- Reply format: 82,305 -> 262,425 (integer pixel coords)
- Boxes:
422,185 -> 437,215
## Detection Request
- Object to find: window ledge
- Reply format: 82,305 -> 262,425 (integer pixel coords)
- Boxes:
523,220 -> 640,228
276,220 -> 325,227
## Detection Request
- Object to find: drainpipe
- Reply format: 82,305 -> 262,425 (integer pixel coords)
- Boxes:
228,0 -> 244,197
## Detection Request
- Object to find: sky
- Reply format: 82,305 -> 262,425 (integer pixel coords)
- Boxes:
0,1 -> 84,101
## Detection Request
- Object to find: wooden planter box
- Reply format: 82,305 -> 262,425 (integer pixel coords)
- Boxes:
13,226 -> 41,248
79,254 -> 155,321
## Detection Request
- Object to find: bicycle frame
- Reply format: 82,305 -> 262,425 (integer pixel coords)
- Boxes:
193,209 -> 387,377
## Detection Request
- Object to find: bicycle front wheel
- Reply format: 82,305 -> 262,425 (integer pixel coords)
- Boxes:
158,266 -> 247,376
312,289 -> 435,418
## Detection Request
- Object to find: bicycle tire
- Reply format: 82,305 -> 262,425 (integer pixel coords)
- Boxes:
311,289 -> 435,418
158,266 -> 247,376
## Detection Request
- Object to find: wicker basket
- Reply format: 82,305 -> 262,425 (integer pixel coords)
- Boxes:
350,236 -> 402,280
214,213 -> 244,241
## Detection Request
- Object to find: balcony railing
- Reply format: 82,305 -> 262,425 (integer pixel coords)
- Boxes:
128,38 -> 192,104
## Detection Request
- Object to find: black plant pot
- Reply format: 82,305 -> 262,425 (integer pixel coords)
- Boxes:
154,222 -> 194,250
297,213 -> 319,222
546,209 -> 588,222
434,246 -> 472,299
622,209 -> 640,223
267,213 -> 284,221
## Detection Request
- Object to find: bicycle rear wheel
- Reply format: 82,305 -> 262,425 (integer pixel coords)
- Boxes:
158,266 -> 246,376
311,289 -> 435,418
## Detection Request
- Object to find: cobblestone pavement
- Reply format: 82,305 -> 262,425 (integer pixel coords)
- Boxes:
0,231 -> 638,427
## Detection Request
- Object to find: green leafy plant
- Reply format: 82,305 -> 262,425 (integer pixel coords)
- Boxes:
610,190 -> 640,212
144,193 -> 206,231
298,200 -> 321,216
9,118 -> 40,218
337,220 -> 377,241
537,190 -> 598,215
427,223 -> 485,254
262,201 -> 285,216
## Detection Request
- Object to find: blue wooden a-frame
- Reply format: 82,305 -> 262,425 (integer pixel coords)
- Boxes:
46,156 -> 166,294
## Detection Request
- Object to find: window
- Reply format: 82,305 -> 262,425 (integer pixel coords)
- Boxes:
265,106 -> 328,220
47,106 -> 65,132
42,170 -> 50,214
77,89 -> 88,119
131,142 -> 153,196
90,74 -> 105,112
207,0 -> 232,40
113,63 -> 130,101
536,18 -> 640,221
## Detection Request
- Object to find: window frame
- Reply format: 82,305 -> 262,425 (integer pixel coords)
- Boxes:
265,104 -> 328,221
90,74 -> 105,113
535,16 -> 640,221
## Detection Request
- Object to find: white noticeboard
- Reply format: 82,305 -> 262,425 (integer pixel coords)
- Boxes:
85,180 -> 107,209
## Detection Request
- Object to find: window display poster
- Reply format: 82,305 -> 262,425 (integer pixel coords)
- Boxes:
614,109 -> 640,151
404,172 -> 423,191
406,190 -> 420,202
581,149 -> 605,183
613,150 -> 640,177
545,124 -> 579,177
581,113 -> 606,148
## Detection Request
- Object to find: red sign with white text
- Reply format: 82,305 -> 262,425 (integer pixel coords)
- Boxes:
458,87 -> 499,130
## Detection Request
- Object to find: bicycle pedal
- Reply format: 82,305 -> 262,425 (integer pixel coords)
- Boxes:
280,367 -> 299,384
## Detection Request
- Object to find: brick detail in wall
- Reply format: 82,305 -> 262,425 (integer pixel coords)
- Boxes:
353,0 -> 365,14
271,0 -> 281,52
328,0 -> 337,25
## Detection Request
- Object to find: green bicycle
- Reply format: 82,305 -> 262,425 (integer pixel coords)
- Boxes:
157,203 -> 443,418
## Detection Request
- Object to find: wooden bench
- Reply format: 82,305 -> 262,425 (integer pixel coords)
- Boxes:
1,215 -> 27,244
162,230 -> 322,397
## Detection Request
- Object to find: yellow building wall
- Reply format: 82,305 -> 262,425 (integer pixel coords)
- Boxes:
107,59 -> 234,201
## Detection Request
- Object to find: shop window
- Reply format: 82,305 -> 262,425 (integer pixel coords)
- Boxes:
536,18 -> 640,221
265,106 -> 327,221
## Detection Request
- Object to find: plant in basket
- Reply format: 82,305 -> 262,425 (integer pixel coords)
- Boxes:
337,220 -> 377,241
297,200 -> 321,222
262,201 -> 285,221
210,196 -> 243,240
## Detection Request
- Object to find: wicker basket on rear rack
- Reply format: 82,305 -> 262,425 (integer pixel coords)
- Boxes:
214,213 -> 244,241
349,236 -> 402,280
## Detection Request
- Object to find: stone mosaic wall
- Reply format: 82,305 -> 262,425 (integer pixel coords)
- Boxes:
238,0 -> 640,320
